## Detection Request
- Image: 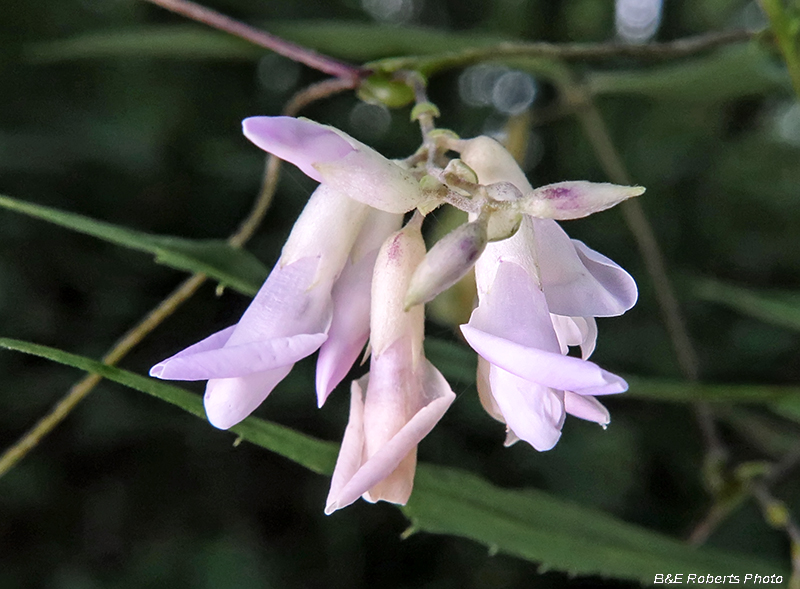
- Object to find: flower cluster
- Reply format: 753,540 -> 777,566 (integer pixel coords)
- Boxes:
150,116 -> 640,512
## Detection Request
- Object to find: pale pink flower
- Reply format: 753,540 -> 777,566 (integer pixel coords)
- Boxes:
150,117 -> 404,428
458,136 -> 637,450
325,216 -> 456,514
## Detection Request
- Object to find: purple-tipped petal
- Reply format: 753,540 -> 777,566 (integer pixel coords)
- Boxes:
488,365 -> 565,451
150,325 -> 235,378
242,117 -> 354,182
461,324 -> 627,396
204,363 -> 294,430
564,391 -> 610,425
521,181 -> 644,220
150,332 -> 328,380
534,219 -> 637,317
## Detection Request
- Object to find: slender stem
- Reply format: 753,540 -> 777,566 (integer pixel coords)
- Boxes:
0,78 -> 351,479
567,82 -> 739,545
752,483 -> 800,584
573,93 -> 701,382
281,77 -> 360,119
687,497 -> 745,545
142,0 -> 368,84
0,273 -> 207,478
373,28 -> 761,75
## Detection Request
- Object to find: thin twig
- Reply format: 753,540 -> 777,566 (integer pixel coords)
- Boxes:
142,0 -> 368,84
0,79 -> 352,479
281,77 -> 360,121
375,28 -> 762,74
0,274 -> 207,477
752,483 -> 800,585
567,82 -> 739,544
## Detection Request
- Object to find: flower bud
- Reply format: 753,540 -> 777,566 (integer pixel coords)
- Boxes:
405,216 -> 488,309
519,181 -> 645,220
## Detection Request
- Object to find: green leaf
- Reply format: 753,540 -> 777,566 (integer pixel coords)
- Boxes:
0,338 -> 784,582
269,21 -> 509,61
424,338 -> 477,384
0,338 -> 336,474
0,194 -> 267,296
407,466 -> 781,583
623,376 -> 800,404
692,276 -> 800,333
587,45 -> 791,101
625,376 -> 800,427
24,22 -> 510,64
25,25 -> 262,62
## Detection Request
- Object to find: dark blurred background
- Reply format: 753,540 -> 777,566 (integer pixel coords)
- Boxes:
1,0 -> 799,587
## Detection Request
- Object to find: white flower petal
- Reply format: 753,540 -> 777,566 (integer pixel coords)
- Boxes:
564,391 -> 610,425
489,365 -> 565,451
461,324 -> 627,396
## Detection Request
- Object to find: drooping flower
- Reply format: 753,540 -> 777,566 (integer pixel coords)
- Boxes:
457,135 -> 638,450
325,215 -> 456,514
150,117 -> 408,428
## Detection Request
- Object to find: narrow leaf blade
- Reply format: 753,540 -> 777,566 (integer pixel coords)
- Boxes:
692,276 -> 800,333
0,338 -> 784,583
407,465 -> 782,584
0,193 -> 267,295
0,337 -> 336,475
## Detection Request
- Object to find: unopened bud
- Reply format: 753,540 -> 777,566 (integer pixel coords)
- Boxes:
519,181 -> 645,220
405,217 -> 488,309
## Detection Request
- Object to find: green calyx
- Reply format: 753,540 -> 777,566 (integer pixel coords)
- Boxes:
357,74 -> 416,108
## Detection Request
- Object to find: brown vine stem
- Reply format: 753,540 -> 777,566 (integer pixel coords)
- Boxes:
0,79 -> 351,479
143,0 -> 369,85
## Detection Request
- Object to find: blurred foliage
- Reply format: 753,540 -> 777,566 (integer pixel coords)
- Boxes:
2,0 -> 800,587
